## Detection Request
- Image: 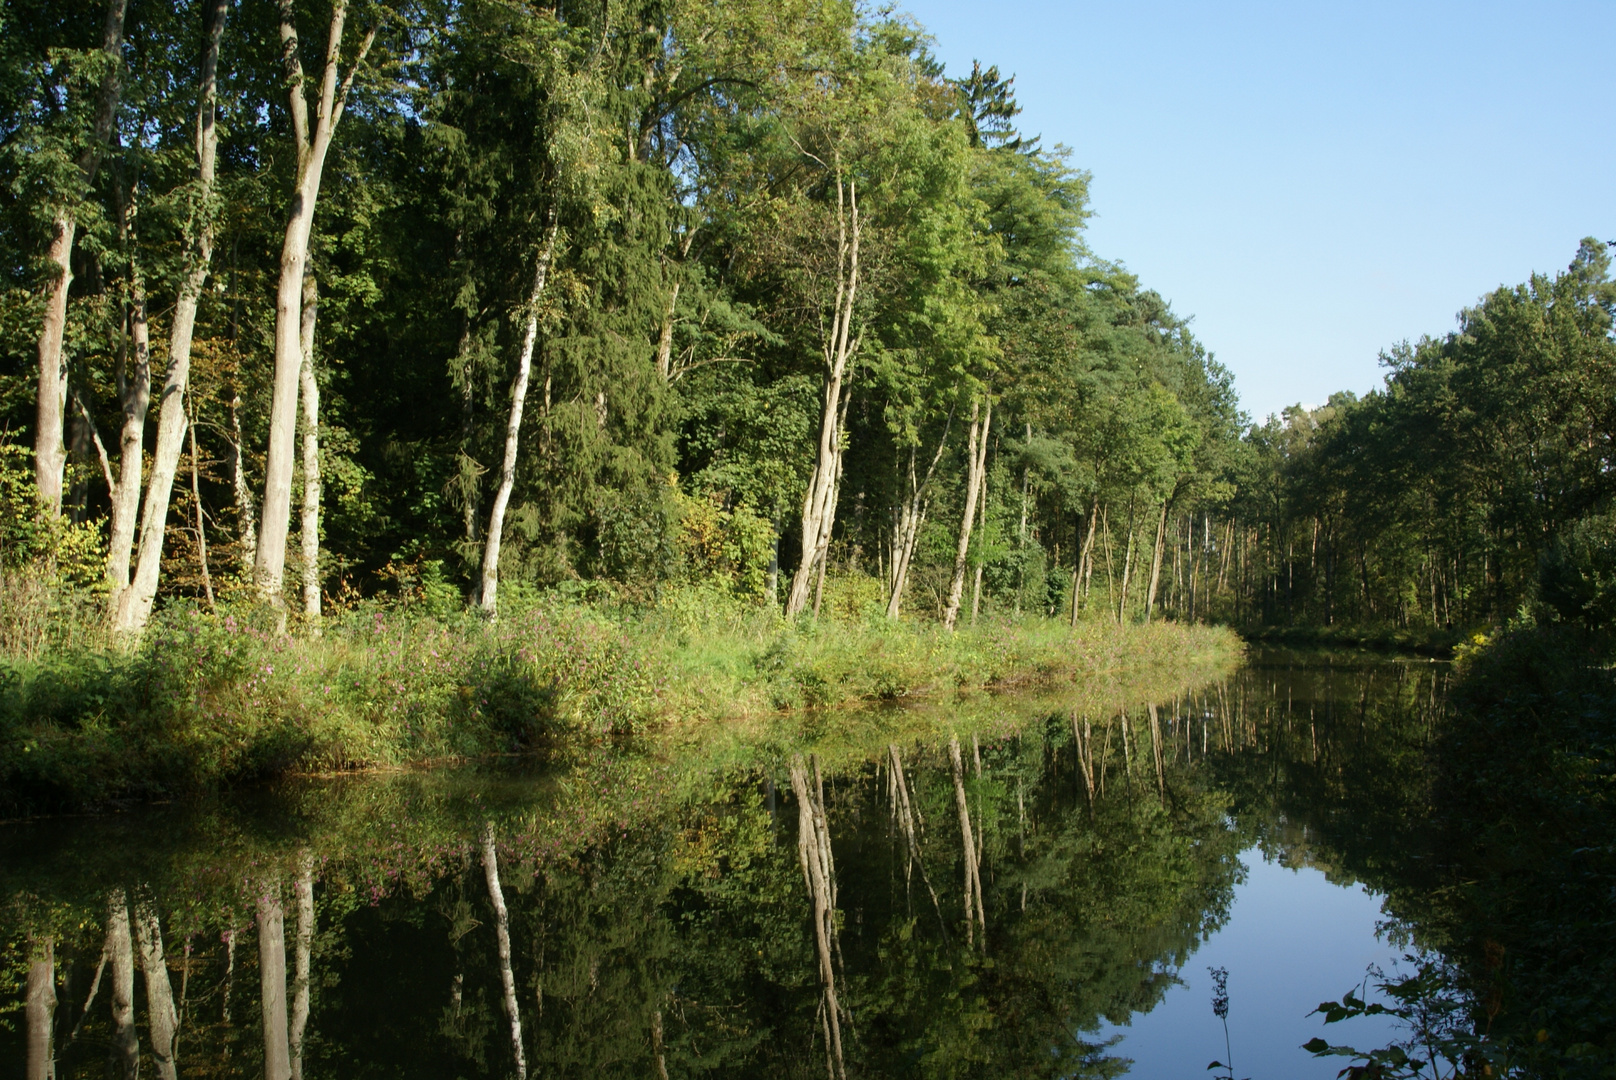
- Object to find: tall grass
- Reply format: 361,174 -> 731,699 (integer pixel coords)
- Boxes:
0,579 -> 1241,815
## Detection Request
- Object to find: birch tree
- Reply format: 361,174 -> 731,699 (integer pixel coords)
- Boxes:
32,0 -> 126,517
117,0 -> 228,633
943,396 -> 991,630
253,0 -> 376,606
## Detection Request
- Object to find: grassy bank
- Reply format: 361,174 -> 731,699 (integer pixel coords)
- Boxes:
0,584 -> 1241,815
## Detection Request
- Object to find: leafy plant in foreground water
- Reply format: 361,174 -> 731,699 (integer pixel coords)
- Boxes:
1305,955 -> 1521,1078
1207,965 -> 1247,1080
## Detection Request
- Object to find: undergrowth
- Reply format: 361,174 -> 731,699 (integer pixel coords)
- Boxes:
0,580 -> 1241,815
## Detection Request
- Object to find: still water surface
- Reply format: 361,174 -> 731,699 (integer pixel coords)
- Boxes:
1,649 -> 1443,1077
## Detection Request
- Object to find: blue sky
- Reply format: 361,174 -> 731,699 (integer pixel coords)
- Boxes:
901,0 -> 1616,422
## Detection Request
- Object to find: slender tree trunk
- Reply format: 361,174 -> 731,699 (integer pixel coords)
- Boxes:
106,891 -> 140,1078
943,397 -> 991,631
134,893 -> 180,1080
34,0 -> 126,517
298,272 -> 322,618
481,823 -> 527,1080
191,416 -> 216,610
886,417 -> 951,620
290,851 -> 315,1080
259,882 -> 292,1080
480,219 -> 558,616
1071,498 -> 1098,627
786,169 -> 860,619
25,938 -> 56,1080
655,280 -> 680,381
119,0 -> 227,632
106,252 -> 150,618
1118,504 -> 1137,623
255,0 -> 375,604
231,391 -> 258,572
1145,498 -> 1171,622
970,446 -> 989,623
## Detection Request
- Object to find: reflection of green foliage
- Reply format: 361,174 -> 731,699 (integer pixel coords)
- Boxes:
1,671 -> 1251,1076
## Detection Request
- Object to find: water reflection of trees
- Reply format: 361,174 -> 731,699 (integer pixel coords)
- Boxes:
2,690 -> 1266,1078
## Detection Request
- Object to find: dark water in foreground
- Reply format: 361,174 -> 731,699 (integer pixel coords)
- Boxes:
1,650 -> 1446,1078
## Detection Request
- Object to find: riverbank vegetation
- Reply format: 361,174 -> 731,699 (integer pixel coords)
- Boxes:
0,590 -> 1238,815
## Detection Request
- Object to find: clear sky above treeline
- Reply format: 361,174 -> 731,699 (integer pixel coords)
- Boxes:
905,0 -> 1616,423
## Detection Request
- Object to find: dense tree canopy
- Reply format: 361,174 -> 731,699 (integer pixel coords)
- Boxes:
0,0 -> 1242,632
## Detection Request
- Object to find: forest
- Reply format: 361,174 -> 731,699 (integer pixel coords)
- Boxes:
1,0 -> 1251,636
5,0 -> 1613,648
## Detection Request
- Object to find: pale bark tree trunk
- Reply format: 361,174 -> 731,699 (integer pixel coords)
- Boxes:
652,1009 -> 670,1080
947,736 -> 986,950
788,754 -> 844,1080
106,236 -> 150,618
290,851 -> 315,1080
1144,499 -> 1171,622
25,938 -> 56,1080
479,219 -> 558,617
1117,504 -> 1137,623
654,281 -> 679,381
118,0 -> 227,632
884,423 -> 950,619
191,416 -> 217,610
1070,498 -> 1098,627
653,227 -> 695,381
943,397 -> 991,631
1072,713 -> 1096,812
232,391 -> 257,573
970,448 -> 989,624
298,272 -> 322,618
259,882 -> 292,1080
254,0 -> 375,604
134,893 -> 180,1080
1016,426 -> 1029,615
34,0 -> 126,517
481,823 -> 527,1080
106,892 -> 139,1078
786,169 -> 860,619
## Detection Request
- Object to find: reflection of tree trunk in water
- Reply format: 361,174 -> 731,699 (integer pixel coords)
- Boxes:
258,881 -> 292,1080
1147,703 -> 1166,800
25,937 -> 55,1080
1072,714 -> 1096,815
1120,708 -> 1133,788
291,851 -> 315,1080
481,823 -> 527,1080
887,744 -> 945,934
107,891 -> 140,1076
1100,718 -> 1113,796
971,733 -> 984,866
134,891 -> 180,1080
70,938 -> 107,1043
948,736 -> 986,951
788,754 -> 845,1080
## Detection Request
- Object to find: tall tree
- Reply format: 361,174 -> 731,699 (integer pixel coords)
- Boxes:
32,0 -> 126,516
253,0 -> 375,607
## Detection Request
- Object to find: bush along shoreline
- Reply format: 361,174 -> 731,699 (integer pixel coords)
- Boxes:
0,589 -> 1242,816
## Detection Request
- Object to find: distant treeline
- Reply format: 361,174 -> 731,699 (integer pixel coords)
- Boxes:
1224,240 -> 1616,633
